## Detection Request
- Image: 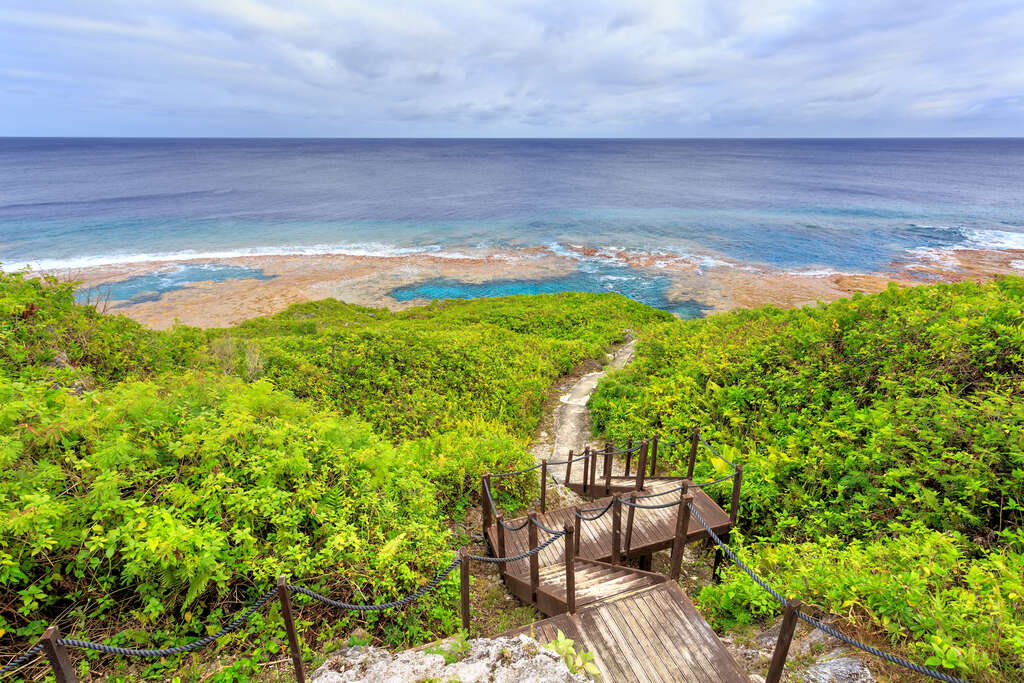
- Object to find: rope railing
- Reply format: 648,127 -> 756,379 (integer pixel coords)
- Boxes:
531,517 -> 564,535
686,502 -> 970,683
468,528 -> 566,563
697,433 -> 736,468
547,451 -> 591,467
603,440 -> 648,456
289,556 -> 463,611
0,527 -> 566,680
488,461 -> 544,479
575,498 -> 615,521
620,496 -> 680,510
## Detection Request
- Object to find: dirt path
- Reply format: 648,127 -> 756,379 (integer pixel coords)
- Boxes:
527,337 -> 635,508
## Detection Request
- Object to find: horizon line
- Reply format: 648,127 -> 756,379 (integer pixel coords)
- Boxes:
2,135 -> 1024,141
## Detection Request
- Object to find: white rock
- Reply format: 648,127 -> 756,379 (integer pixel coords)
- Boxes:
311,635 -> 589,683
800,649 -> 874,682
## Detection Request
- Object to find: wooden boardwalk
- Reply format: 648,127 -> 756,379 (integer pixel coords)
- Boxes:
484,471 -> 748,682
505,582 -> 748,682
484,479 -> 733,581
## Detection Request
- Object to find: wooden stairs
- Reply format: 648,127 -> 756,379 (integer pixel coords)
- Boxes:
483,447 -> 750,682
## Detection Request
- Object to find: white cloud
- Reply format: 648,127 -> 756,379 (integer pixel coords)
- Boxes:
0,0 -> 1022,136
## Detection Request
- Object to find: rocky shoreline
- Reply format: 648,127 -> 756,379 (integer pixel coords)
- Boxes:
34,244 -> 1024,328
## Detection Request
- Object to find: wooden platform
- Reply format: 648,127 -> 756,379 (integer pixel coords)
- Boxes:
484,473 -> 746,681
484,478 -> 733,580
505,582 -> 749,682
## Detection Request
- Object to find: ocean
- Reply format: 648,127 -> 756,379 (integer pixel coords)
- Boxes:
1,138 -> 1023,315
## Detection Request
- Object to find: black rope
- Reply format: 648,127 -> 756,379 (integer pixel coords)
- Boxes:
576,498 -> 615,521
290,557 -> 461,611
636,484 -> 685,499
468,529 -> 566,563
621,496 -> 680,510
499,515 -> 531,531
483,478 -> 500,517
59,587 -> 278,658
488,462 -> 544,479
532,518 -> 562,535
692,473 -> 735,488
604,441 -> 647,456
687,503 -> 969,683
0,643 -> 44,675
547,451 -> 590,466
484,479 -> 535,530
697,434 -> 736,468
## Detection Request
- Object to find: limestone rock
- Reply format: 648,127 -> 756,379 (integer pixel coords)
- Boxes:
800,649 -> 874,682
311,635 -> 589,683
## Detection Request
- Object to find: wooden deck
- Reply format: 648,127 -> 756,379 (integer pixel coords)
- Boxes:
505,582 -> 749,682
483,473 -> 746,681
484,478 -> 733,580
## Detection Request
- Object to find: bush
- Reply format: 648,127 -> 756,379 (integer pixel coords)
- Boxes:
591,278 -> 1024,678
697,531 -> 1024,681
0,272 -> 659,676
225,293 -> 671,440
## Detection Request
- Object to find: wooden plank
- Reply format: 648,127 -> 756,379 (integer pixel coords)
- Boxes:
605,595 -> 676,683
589,602 -> 649,683
662,584 -> 749,682
622,591 -> 684,681
578,604 -> 642,683
631,586 -> 720,681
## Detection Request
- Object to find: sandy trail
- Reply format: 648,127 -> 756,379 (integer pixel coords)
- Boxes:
527,337 -> 635,508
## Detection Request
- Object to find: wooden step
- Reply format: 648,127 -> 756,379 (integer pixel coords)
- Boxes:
485,478 -> 733,579
503,582 -> 750,682
535,560 -> 668,614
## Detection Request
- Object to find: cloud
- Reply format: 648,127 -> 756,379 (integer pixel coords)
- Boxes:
0,0 -> 1021,136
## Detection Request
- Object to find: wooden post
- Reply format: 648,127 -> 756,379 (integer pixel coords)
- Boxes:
589,448 -> 598,491
540,459 -> 548,513
40,626 -> 76,683
687,429 -> 699,479
635,441 -> 648,491
604,444 -> 613,495
765,599 -> 802,683
582,447 -> 590,494
573,507 -> 582,555
624,493 -> 636,554
730,464 -> 744,525
459,549 -> 472,632
624,438 -> 633,477
496,515 -> 507,580
564,523 -> 576,614
481,474 -> 492,536
611,496 -> 622,565
277,577 -> 307,683
565,449 -> 574,486
528,513 -> 539,602
649,435 -> 659,477
669,492 -> 694,581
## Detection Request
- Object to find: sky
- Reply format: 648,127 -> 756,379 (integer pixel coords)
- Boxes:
1,0 -> 1022,138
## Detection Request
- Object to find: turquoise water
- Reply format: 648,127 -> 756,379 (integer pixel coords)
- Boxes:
76,263 -> 273,305
390,266 -> 709,318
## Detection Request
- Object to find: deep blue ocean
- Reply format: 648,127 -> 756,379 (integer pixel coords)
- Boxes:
1,138 -> 1023,314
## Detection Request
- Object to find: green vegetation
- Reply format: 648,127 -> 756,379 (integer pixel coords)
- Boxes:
0,270 -> 665,679
591,279 -> 1024,680
225,295 -> 669,440
545,629 -> 600,679
424,630 -> 471,664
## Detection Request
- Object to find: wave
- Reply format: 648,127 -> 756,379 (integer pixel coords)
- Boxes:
0,189 -> 236,212
0,243 -> 493,272
961,228 -> 1024,250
